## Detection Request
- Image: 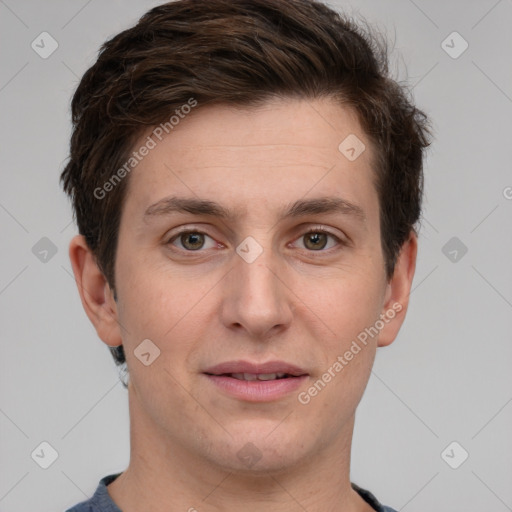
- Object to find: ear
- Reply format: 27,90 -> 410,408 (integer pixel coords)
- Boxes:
68,234 -> 122,348
377,231 -> 418,347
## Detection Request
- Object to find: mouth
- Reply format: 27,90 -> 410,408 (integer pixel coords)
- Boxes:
205,372 -> 298,381
203,361 -> 309,401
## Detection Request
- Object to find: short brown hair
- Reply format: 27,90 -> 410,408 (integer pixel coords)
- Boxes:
60,0 -> 431,367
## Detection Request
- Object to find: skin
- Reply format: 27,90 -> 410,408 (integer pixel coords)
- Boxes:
69,97 -> 417,512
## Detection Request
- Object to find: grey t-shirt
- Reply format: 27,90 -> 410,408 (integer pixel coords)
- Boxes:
65,473 -> 398,512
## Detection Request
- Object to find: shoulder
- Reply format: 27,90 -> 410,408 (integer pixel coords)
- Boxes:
66,504 -> 94,512
65,473 -> 122,512
351,482 -> 398,512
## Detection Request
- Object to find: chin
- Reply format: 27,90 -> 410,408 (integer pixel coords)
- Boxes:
220,450 -> 304,476
209,426 -> 312,475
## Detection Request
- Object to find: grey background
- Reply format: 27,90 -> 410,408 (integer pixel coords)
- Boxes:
1,0 -> 511,511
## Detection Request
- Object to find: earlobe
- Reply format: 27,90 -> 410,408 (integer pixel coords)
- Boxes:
68,235 -> 122,348
377,232 -> 418,347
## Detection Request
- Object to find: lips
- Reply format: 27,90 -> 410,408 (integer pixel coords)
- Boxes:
203,360 -> 309,378
202,360 -> 310,401
203,360 -> 309,401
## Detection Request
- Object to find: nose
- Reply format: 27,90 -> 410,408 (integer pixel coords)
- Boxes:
219,245 -> 293,340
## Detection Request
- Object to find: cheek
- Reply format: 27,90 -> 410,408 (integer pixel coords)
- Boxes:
305,268 -> 385,401
304,277 -> 381,421
116,252 -> 198,335
115,266 -> 206,421
115,261 -> 219,389
309,266 -> 385,337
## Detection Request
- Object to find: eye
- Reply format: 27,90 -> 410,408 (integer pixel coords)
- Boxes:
167,230 -> 218,251
165,227 -> 345,254
293,228 -> 343,252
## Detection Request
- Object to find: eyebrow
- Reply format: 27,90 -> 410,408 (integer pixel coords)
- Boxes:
143,195 -> 366,223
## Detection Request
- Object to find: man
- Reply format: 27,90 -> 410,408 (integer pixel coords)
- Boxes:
61,0 -> 431,510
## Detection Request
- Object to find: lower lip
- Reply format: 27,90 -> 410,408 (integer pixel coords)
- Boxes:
204,374 -> 308,402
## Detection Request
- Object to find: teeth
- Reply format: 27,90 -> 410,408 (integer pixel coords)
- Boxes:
228,372 -> 289,381
257,373 -> 278,381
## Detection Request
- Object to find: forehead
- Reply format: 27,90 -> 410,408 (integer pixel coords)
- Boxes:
121,97 -> 378,222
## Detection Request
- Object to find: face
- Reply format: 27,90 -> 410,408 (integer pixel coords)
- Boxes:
91,97 -> 412,473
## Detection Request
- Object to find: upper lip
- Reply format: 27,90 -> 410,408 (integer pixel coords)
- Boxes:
204,360 -> 309,376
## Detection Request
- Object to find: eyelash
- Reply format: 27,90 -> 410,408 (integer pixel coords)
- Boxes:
165,226 -> 346,254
